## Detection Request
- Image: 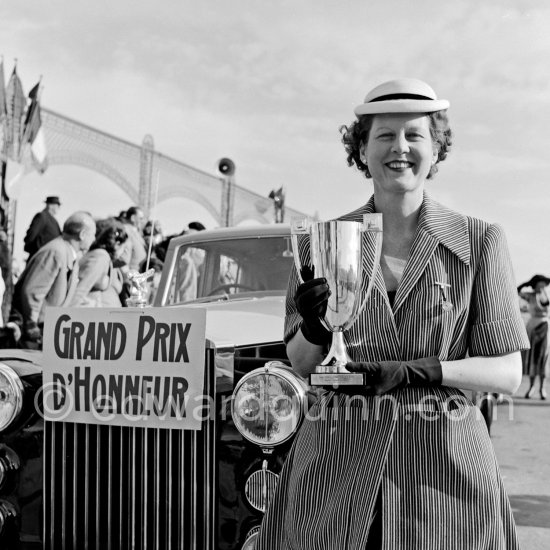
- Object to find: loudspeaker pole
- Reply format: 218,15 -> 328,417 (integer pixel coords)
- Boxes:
218,157 -> 235,227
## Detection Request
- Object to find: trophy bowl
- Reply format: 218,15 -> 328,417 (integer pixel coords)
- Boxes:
291,214 -> 382,387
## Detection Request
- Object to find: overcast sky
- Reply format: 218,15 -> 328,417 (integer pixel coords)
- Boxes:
1,0 -> 549,283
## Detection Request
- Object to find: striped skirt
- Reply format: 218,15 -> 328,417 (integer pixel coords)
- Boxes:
256,386 -> 519,550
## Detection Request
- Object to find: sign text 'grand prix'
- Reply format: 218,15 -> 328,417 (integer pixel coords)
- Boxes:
42,307 -> 207,430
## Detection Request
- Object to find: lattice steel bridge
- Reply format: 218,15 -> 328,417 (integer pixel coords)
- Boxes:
10,107 -> 305,225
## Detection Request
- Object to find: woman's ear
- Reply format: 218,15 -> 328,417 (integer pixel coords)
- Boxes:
359,144 -> 368,164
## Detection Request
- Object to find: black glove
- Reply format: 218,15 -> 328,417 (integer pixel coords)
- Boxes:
294,266 -> 331,346
345,357 -> 442,395
23,321 -> 42,343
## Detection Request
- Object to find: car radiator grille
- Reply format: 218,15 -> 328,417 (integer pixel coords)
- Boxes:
43,350 -> 216,550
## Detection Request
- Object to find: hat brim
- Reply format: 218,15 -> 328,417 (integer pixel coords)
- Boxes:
354,98 -> 450,116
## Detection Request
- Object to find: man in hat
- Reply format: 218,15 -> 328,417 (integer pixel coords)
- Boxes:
23,196 -> 62,260
9,211 -> 96,349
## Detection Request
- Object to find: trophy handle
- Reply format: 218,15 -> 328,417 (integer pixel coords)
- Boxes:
290,217 -> 310,284
346,213 -> 383,328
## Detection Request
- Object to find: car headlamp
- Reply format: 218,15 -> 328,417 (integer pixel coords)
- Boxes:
242,526 -> 260,550
0,365 -> 24,432
231,361 -> 308,448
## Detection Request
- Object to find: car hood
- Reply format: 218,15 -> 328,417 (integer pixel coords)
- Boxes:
0,349 -> 43,376
180,295 -> 286,348
0,297 -> 287,362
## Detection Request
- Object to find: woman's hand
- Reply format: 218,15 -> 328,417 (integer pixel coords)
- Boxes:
345,357 -> 442,395
294,267 -> 332,346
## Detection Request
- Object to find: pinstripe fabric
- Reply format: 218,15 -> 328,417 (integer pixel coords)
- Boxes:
256,193 -> 529,550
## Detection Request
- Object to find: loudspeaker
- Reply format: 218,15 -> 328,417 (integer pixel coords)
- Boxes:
218,158 -> 235,176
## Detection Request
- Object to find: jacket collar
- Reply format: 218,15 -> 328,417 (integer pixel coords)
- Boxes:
416,193 -> 470,265
362,192 -> 470,265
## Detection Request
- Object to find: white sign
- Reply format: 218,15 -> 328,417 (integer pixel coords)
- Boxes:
42,307 -> 207,430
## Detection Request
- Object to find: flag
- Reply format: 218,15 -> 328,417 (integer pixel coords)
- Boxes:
22,80 -> 47,173
28,81 -> 39,100
0,59 -> 7,161
5,66 -> 26,161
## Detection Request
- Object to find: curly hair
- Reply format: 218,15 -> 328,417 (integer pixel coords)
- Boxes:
91,220 -> 128,259
340,110 -> 453,180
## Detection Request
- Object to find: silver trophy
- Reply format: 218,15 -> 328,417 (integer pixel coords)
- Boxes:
291,214 -> 382,386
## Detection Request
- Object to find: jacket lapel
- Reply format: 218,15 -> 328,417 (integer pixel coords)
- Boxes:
393,193 -> 471,313
337,193 -> 471,313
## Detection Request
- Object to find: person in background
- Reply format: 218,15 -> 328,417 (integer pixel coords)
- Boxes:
0,219 -> 13,324
117,206 -> 147,305
71,221 -> 128,308
140,220 -> 165,304
0,224 -> 19,346
174,221 -> 206,302
256,78 -> 528,549
518,274 -> 550,399
187,221 -> 206,233
23,196 -> 62,260
9,211 -> 96,349
142,220 -> 165,264
120,206 -> 146,272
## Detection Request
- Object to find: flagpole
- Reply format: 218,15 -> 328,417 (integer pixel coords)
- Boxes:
0,55 -> 9,243
145,170 -> 160,272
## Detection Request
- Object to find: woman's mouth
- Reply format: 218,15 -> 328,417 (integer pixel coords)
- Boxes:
386,161 -> 413,170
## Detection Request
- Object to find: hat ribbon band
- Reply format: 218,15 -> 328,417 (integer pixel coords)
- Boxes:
370,93 -> 433,103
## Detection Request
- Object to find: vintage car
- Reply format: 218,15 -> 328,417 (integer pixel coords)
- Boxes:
0,223 -> 495,549
0,224 -> 312,549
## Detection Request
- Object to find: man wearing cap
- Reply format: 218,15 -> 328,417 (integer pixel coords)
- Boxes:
9,211 -> 96,349
23,196 -> 62,260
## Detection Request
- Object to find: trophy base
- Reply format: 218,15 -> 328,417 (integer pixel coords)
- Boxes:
310,372 -> 368,387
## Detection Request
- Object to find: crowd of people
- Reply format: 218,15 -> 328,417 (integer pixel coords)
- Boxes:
0,196 -> 205,349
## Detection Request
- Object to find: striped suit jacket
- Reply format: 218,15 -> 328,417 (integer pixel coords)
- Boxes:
257,193 -> 529,550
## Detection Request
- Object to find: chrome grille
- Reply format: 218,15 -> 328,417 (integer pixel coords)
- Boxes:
44,348 -> 216,550
244,467 -> 279,512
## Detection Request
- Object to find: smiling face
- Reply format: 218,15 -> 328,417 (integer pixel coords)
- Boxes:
361,113 -> 437,197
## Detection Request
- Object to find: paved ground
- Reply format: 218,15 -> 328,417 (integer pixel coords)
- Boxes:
491,375 -> 550,549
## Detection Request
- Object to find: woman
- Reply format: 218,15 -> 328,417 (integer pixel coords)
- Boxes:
71,220 -> 128,307
256,78 -> 528,549
518,274 -> 550,399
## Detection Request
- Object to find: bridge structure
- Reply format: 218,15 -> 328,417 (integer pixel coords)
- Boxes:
2,107 -> 306,236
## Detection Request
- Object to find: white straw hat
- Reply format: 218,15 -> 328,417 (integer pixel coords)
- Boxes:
354,78 -> 449,116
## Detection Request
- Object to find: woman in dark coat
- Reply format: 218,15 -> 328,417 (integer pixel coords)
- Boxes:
256,78 -> 528,549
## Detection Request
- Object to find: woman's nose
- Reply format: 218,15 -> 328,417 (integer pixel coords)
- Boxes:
391,134 -> 409,154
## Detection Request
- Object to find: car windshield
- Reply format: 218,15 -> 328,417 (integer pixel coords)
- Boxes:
165,235 -> 294,304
